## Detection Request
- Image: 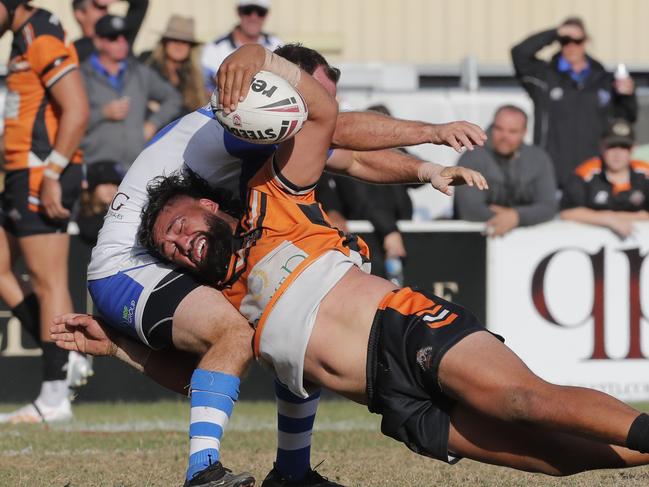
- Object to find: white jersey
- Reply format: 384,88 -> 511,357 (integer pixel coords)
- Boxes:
87,106 -> 275,280
201,31 -> 282,92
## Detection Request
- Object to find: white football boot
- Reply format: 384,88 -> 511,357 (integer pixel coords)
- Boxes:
0,398 -> 73,424
65,351 -> 94,389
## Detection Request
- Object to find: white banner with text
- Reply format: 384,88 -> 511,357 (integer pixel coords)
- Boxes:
488,221 -> 649,401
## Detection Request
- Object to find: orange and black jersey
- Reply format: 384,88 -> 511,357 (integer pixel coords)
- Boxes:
561,157 -> 649,211
4,8 -> 81,171
220,156 -> 370,332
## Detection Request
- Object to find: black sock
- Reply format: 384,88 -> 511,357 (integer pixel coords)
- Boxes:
41,341 -> 68,381
626,413 -> 649,453
10,293 -> 41,345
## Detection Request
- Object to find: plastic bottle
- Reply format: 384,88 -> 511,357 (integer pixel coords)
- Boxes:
384,257 -> 404,287
615,63 -> 629,80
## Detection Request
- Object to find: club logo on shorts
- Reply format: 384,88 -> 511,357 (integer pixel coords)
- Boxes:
416,346 -> 434,371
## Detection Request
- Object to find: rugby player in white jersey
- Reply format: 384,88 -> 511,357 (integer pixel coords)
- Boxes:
60,44 -> 649,480
82,43 -> 487,487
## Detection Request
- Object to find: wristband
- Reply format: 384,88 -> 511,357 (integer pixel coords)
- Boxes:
262,50 -> 301,87
417,162 -> 442,183
45,149 -> 69,169
43,168 -> 61,180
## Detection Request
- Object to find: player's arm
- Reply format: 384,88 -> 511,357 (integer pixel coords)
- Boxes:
331,111 -> 487,153
326,148 -> 488,196
217,45 -> 338,187
51,313 -> 196,395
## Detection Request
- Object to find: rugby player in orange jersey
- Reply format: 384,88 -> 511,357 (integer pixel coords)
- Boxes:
57,44 -> 649,477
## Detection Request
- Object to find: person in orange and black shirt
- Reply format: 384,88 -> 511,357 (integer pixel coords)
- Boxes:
560,119 -> 649,238
0,0 -> 90,424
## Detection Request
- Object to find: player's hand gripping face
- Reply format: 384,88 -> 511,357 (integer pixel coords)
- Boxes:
152,196 -> 235,283
216,44 -> 267,114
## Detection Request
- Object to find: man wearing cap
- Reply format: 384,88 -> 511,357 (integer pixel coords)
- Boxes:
80,14 -> 182,168
201,0 -> 281,93
560,119 -> 649,238
72,0 -> 148,63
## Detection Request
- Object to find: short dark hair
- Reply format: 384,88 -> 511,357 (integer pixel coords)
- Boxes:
560,16 -> 588,38
138,168 -> 242,256
494,104 -> 528,127
274,43 -> 341,83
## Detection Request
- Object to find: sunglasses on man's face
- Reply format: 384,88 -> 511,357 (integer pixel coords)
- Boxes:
559,36 -> 586,46
239,5 -> 268,17
104,33 -> 126,42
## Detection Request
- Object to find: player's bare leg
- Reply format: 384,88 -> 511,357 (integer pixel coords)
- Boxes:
448,404 -> 649,475
0,227 -> 26,307
439,331 -> 643,451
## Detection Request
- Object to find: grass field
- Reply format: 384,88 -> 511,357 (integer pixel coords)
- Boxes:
2,400 -> 649,487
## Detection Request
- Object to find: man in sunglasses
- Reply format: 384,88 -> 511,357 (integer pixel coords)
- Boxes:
72,0 -> 149,63
201,0 -> 281,93
560,119 -> 649,238
512,17 -> 637,189
79,14 -> 181,168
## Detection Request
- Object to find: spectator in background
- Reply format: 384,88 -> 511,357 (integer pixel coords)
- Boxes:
140,15 -> 205,116
561,119 -> 649,238
72,0 -> 148,62
77,161 -> 124,245
454,105 -> 557,236
0,0 -> 89,423
511,17 -> 637,188
80,15 -> 182,168
201,0 -> 281,93
317,104 -> 415,286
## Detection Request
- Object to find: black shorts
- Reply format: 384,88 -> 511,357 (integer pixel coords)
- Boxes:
366,287 -> 493,462
2,165 -> 82,237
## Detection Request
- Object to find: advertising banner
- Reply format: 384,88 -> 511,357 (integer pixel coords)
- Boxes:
488,221 -> 649,401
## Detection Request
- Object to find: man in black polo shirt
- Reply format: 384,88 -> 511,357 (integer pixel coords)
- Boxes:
560,119 -> 649,238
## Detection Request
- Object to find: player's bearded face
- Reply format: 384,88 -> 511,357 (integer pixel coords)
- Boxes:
191,213 -> 234,284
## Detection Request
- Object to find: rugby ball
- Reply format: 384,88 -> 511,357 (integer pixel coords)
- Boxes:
212,70 -> 308,145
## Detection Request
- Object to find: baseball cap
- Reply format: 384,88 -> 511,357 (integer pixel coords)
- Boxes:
238,0 -> 270,9
601,119 -> 635,148
95,14 -> 129,38
86,161 -> 124,192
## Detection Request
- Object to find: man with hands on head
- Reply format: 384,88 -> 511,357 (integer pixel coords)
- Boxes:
512,16 -> 637,188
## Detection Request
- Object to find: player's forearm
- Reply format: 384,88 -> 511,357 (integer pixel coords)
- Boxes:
112,334 -> 195,395
560,207 -> 617,228
345,148 -> 439,184
332,111 -> 435,150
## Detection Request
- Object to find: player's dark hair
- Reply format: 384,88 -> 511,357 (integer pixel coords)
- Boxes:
274,43 -> 341,83
138,167 -> 242,257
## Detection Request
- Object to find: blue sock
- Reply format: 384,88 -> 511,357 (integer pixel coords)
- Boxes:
186,369 -> 240,481
274,379 -> 320,481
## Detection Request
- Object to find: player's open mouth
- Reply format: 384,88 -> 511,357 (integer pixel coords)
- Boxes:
191,235 -> 207,264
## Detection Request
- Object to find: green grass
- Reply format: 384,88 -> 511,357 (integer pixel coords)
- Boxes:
1,401 -> 649,486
